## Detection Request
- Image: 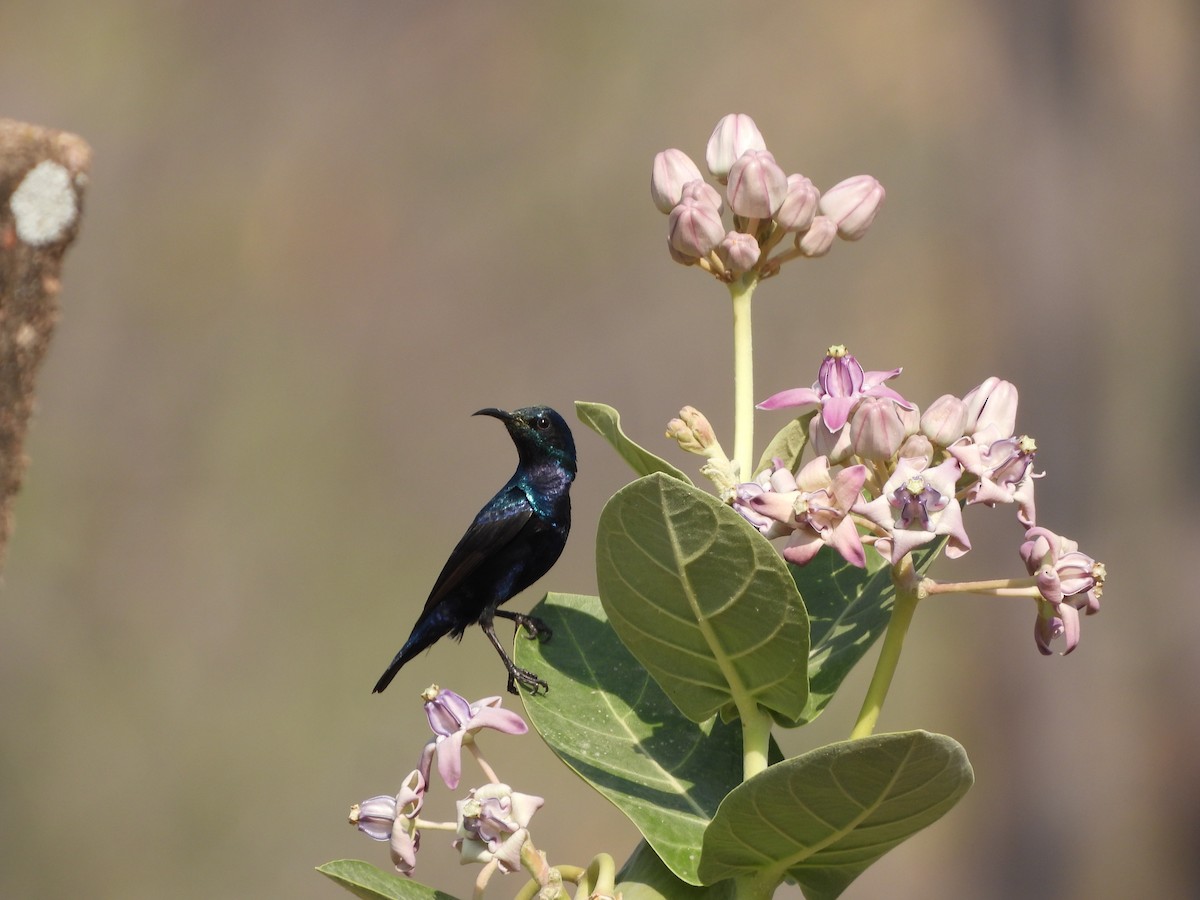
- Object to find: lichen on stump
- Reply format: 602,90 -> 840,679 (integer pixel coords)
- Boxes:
0,118 -> 91,568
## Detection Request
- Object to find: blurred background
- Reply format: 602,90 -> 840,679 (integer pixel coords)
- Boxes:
2,2 -> 1197,898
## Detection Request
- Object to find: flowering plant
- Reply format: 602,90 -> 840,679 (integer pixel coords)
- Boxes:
322,114 -> 1105,899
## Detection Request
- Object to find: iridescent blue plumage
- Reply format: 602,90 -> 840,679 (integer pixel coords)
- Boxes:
372,406 -> 576,695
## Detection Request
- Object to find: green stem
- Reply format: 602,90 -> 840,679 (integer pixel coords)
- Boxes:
729,275 -> 758,478
733,870 -> 781,900
740,702 -> 773,781
850,557 -> 920,740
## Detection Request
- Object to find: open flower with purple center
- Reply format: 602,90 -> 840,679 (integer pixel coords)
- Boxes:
855,456 -> 971,564
1020,526 -> 1105,655
454,783 -> 543,873
758,345 -> 912,434
950,433 -> 1040,526
422,686 -> 528,790
744,456 -> 869,568
349,769 -> 426,876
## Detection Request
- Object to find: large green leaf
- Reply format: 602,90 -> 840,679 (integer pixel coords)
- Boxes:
698,731 -> 973,899
515,593 -> 742,885
317,860 -> 461,900
616,840 -> 736,900
793,540 -> 945,724
575,401 -> 693,484
596,473 -> 809,725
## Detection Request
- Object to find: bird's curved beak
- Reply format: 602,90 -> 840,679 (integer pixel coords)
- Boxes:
473,407 -> 511,421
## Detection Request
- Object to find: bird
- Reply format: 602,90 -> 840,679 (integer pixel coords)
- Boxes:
372,406 -> 576,696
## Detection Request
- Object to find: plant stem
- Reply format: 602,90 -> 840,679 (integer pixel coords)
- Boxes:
729,275 -> 758,478
733,870 -> 781,900
740,702 -> 773,781
850,557 -> 919,740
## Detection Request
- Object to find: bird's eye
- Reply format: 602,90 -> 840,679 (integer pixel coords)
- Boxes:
535,415 -> 550,430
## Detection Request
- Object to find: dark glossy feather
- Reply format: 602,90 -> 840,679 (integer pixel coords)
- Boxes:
372,406 -> 576,695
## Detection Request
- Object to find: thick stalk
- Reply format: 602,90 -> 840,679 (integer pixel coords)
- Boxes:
740,702 -> 773,781
729,275 -> 758,478
850,558 -> 920,740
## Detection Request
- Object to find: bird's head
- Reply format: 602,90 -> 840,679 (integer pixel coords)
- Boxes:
474,406 -> 577,474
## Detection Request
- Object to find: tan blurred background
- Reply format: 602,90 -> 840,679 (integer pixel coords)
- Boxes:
2,2 -> 1197,898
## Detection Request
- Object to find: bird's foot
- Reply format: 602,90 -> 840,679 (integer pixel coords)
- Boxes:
505,665 -> 549,696
495,610 -> 553,643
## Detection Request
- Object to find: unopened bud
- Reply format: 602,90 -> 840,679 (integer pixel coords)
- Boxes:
775,174 -> 819,232
727,150 -> 788,219
666,406 -> 720,455
680,179 -> 724,214
705,113 -> 767,183
963,377 -> 1018,443
667,197 -> 725,258
651,149 -> 704,214
717,230 -> 760,275
796,216 -> 837,257
819,175 -> 885,240
851,397 -> 909,462
921,394 -> 968,446
897,433 -> 934,465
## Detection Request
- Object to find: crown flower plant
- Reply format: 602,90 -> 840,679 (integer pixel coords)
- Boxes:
324,113 -> 1108,900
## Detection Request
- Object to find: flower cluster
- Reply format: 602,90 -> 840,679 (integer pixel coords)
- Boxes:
349,686 -> 541,880
672,345 -> 1106,654
652,113 -> 885,282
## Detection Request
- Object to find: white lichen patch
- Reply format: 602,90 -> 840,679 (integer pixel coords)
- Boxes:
10,161 -> 78,246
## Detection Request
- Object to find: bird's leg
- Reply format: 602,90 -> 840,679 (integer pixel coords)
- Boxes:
494,609 -> 553,642
480,613 -> 549,696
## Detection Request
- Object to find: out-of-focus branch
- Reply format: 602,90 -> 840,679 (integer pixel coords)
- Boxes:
0,118 -> 91,569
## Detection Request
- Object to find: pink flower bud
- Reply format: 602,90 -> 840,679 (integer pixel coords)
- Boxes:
727,150 -> 788,218
651,149 -> 704,214
667,197 -> 724,258
819,175 -> 885,240
962,377 -> 1018,443
921,394 -> 968,446
796,215 -> 837,257
705,113 -> 767,183
775,174 -> 820,232
680,179 -> 724,213
898,433 -> 934,464
717,230 -> 760,275
851,397 -> 909,462
808,411 -> 853,464
667,240 -> 696,266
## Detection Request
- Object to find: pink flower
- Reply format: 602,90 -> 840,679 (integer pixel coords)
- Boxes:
949,433 -> 1040,526
1020,527 -> 1104,655
349,769 -> 426,876
422,686 -> 527,789
744,456 -> 869,568
758,345 -> 912,433
855,456 -> 971,564
454,783 -> 543,873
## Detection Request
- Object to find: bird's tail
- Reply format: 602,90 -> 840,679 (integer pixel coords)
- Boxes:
371,610 -> 457,694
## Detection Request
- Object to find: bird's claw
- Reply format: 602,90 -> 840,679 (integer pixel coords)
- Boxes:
506,666 -> 549,696
521,616 -> 552,643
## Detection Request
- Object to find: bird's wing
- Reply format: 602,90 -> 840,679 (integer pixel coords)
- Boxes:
418,484 -> 535,616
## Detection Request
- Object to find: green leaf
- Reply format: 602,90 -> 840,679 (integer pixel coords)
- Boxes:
793,540 -> 945,724
595,473 -> 809,725
515,593 -> 742,885
754,411 -> 814,476
616,841 -> 736,900
698,731 -> 973,899
575,401 -> 693,484
316,860 -> 462,900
